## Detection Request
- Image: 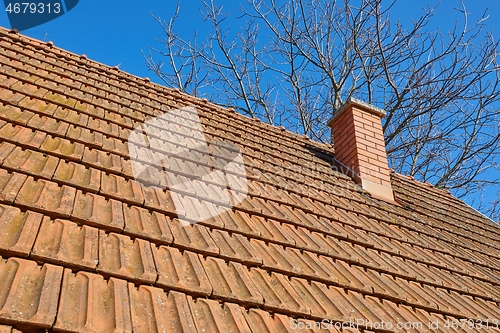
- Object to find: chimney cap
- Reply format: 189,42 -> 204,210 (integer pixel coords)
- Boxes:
327,97 -> 386,127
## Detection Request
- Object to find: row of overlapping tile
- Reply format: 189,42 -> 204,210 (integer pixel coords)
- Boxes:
1,41 -> 499,276
0,26 -> 500,294
1,208 -> 500,333
391,174 -> 498,237
1,91 -> 499,286
1,27 -> 500,332
1,168 -> 500,330
1,127 -> 500,292
3,31 -> 495,258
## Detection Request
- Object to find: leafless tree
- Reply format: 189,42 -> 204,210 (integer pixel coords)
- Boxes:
145,0 -> 500,221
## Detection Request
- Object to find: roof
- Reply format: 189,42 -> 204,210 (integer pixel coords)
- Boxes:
0,26 -> 500,333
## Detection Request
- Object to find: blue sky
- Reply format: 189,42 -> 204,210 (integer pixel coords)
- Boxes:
2,0 -> 498,85
1,0 -> 499,216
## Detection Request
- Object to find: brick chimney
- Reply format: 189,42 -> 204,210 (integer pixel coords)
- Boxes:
327,98 -> 394,202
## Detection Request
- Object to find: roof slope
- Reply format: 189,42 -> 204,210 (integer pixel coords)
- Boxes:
0,27 -> 500,333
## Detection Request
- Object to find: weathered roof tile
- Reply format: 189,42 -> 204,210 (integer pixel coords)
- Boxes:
0,104 -> 35,126
188,298 -> 253,333
40,135 -> 84,161
97,231 -> 157,284
71,190 -> 125,232
54,270 -> 132,333
203,256 -> 264,305
249,239 -> 297,275
0,124 -> 47,149
128,286 -> 197,333
26,114 -> 69,136
0,257 -> 63,330
169,219 -> 219,256
141,186 -> 176,216
31,218 -> 98,270
209,229 -> 262,265
100,173 -> 144,205
152,245 -> 212,296
0,205 -> 43,257
123,205 -> 173,245
248,268 -> 310,316
53,160 -> 102,193
14,176 -> 76,218
290,278 -> 348,322
2,147 -> 59,180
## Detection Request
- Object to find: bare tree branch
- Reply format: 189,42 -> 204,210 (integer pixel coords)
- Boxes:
148,0 -> 500,219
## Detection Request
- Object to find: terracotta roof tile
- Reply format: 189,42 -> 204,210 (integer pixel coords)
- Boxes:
0,205 -> 43,257
345,293 -> 390,329
285,207 -> 326,231
0,124 -> 47,149
290,278 -> 348,322
188,298 -> 252,333
0,104 -> 35,126
14,176 -> 76,218
54,270 -> 132,332
248,268 -> 310,316
52,104 -> 90,126
0,72 -> 18,90
203,256 -> 264,305
281,224 -> 331,253
240,309 -> 284,333
71,190 -> 125,232
169,220 -> 219,256
141,186 -> 176,216
1,27 -> 500,332
40,135 -> 84,161
152,246 -> 212,297
53,160 -> 101,193
102,136 -> 130,157
97,231 -> 157,284
86,117 -> 124,140
362,296 -> 404,331
2,147 -> 59,180
0,170 -> 27,205
249,239 -> 298,275
26,114 -> 69,136
128,286 -> 197,333
222,210 -> 264,237
82,147 -> 129,176
209,229 -> 262,265
252,217 -> 296,247
326,286 -> 373,323
31,218 -> 96,270
321,237 -> 359,262
0,143 -> 15,165
465,296 -> 500,321
123,205 -> 173,245
0,87 -> 25,105
100,173 -> 144,205
0,257 -> 63,330
67,124 -> 104,148
384,302 -> 433,333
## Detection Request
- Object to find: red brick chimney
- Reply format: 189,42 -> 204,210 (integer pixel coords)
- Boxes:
327,98 -> 394,202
